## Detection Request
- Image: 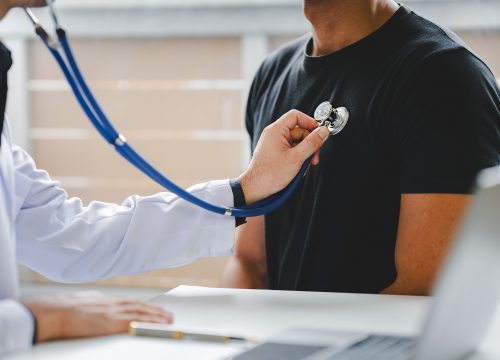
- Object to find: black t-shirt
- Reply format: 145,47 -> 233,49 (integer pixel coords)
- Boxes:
0,42 -> 12,148
246,5 -> 500,293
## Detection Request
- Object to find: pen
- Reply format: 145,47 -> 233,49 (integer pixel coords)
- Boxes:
129,322 -> 252,343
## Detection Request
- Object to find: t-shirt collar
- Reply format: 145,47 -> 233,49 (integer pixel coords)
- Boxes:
302,4 -> 411,70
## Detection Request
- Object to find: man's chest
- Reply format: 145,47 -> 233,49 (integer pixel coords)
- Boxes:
251,67 -> 396,157
248,63 -> 405,197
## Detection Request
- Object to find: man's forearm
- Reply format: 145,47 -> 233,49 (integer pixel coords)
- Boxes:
382,194 -> 472,297
381,260 -> 443,296
220,216 -> 268,289
220,256 -> 268,289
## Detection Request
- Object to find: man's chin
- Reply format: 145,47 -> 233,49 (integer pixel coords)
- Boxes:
303,0 -> 333,5
13,0 -> 48,9
0,0 -> 46,21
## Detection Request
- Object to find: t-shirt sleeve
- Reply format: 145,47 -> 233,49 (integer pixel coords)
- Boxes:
245,68 -> 263,154
245,57 -> 274,155
392,47 -> 500,194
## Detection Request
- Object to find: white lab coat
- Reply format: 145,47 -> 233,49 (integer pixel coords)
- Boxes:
0,119 -> 236,355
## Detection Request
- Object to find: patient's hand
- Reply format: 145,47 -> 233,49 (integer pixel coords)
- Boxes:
24,291 -> 173,342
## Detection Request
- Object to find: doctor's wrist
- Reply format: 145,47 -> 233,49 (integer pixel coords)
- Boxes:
238,171 -> 259,206
23,299 -> 63,343
21,302 -> 39,345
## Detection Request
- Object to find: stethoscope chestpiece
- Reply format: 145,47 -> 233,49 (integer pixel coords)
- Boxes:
314,101 -> 350,136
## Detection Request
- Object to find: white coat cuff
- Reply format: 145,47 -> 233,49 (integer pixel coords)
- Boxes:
197,179 -> 236,257
0,300 -> 34,355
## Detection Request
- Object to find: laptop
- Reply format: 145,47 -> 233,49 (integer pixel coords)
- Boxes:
232,166 -> 500,360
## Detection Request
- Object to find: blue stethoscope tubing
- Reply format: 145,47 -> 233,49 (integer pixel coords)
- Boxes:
25,7 -> 312,218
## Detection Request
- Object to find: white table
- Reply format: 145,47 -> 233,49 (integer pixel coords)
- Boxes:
6,286 -> 500,359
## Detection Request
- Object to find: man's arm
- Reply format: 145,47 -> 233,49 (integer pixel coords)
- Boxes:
384,48 -> 499,296
220,216 -> 268,289
382,194 -> 472,296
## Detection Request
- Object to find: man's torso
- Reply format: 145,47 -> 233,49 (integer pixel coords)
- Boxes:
247,5 -> 500,292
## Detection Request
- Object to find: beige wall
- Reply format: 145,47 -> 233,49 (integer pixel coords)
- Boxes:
28,37 -> 243,288
29,37 -> 244,200
31,38 -> 242,80
457,31 -> 500,77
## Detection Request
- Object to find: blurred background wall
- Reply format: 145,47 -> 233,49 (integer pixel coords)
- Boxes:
1,0 -> 499,292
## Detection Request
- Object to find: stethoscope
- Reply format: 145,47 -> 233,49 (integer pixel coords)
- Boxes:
23,2 -> 350,218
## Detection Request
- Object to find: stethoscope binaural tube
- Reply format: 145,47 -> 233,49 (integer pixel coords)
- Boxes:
23,5 -> 315,218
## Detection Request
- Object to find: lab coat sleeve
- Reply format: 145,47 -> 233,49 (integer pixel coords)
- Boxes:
13,144 -> 236,283
0,300 -> 34,355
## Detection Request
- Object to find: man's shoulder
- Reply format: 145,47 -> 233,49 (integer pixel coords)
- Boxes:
402,7 -> 466,51
401,46 -> 496,93
401,10 -> 494,79
391,11 -> 497,94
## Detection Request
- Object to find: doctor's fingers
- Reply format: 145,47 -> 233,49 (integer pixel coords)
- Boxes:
117,299 -> 167,313
83,313 -> 172,337
71,294 -> 168,316
289,127 -> 311,145
291,127 -> 329,164
111,313 -> 173,327
290,128 -> 322,164
276,110 -> 319,131
114,303 -> 173,319
78,296 -> 171,319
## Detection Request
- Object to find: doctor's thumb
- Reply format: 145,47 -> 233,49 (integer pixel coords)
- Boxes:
292,126 -> 329,161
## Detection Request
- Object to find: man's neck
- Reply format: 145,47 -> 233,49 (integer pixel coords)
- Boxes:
0,4 -> 10,20
304,0 -> 399,56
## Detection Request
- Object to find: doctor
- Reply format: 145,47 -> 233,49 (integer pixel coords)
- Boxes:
0,0 -> 331,355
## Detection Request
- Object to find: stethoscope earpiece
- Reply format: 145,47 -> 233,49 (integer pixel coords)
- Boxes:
314,101 -> 350,136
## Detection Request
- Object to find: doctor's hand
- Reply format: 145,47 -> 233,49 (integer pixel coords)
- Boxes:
24,292 -> 173,342
239,110 -> 329,205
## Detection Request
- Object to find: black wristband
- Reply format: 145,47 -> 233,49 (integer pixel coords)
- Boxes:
229,178 -> 247,227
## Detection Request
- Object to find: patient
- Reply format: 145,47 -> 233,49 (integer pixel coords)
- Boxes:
220,0 -> 500,295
